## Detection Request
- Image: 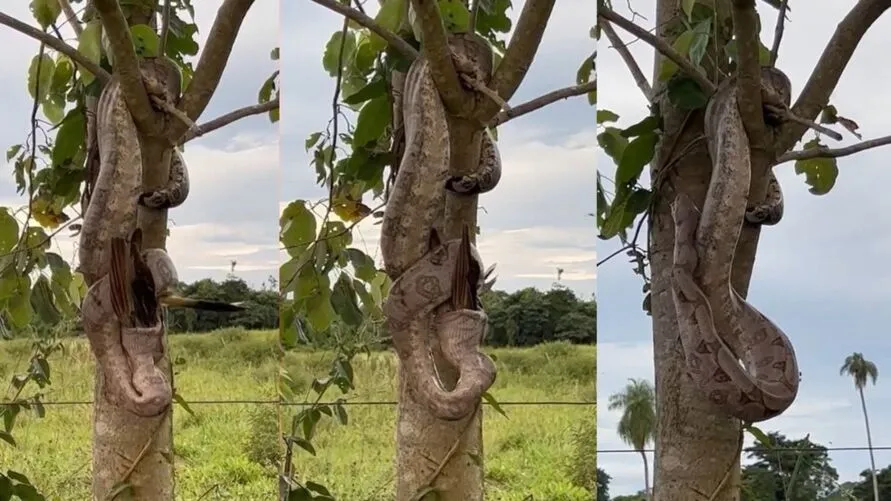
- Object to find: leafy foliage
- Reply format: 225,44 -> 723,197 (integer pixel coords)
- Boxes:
741,432 -> 839,501
596,2 -> 856,312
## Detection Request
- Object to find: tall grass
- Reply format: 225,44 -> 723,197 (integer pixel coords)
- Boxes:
1,330 -> 596,500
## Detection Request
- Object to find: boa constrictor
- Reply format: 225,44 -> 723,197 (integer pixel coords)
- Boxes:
670,67 -> 799,423
79,59 -> 218,417
380,46 -> 499,421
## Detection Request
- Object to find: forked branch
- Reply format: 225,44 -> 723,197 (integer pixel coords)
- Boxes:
93,0 -> 156,129
778,0 -> 891,153
490,80 -> 596,126
0,11 -> 109,84
600,21 -> 652,102
173,0 -> 256,140
597,4 -> 716,95
479,0 -> 557,120
310,0 -> 419,60
776,134 -> 891,163
181,97 -> 279,143
409,0 -> 467,114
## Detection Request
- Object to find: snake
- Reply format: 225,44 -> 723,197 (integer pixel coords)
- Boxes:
78,59 -> 236,417
380,43 -> 499,421
669,67 -> 799,423
138,147 -> 190,210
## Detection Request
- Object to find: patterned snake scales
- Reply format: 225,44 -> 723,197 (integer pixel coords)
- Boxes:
381,42 -> 501,421
78,60 -> 188,417
670,67 -> 799,423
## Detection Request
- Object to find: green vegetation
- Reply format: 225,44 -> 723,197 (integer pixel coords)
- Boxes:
2,330 -> 596,500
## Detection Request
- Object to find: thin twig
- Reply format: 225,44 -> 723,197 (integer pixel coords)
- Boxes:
310,0 -> 419,60
58,0 -> 83,36
181,97 -> 279,143
776,134 -> 891,163
598,5 -> 716,95
491,81 -> 595,126
769,0 -> 790,66
159,0 -> 172,56
0,11 -> 109,84
600,21 -> 651,101
769,105 -> 842,141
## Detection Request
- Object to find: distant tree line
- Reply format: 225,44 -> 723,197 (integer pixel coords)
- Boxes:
165,276 -> 279,333
598,431 -> 891,500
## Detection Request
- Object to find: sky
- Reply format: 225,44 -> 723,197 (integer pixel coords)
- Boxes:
0,1 -> 280,289
281,0 -> 597,298
597,0 -> 891,496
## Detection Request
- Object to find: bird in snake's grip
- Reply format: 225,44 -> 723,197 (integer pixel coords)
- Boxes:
669,68 -> 800,423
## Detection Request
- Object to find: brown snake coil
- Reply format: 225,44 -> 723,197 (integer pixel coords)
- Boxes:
79,62 -> 181,417
381,47 -> 498,421
670,67 -> 799,423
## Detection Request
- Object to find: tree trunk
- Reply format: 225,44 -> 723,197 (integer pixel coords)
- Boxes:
640,450 -> 651,501
859,387 -> 880,501
649,1 -> 773,500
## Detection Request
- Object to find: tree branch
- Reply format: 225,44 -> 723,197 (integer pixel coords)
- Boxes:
310,0 -> 419,60
769,0 -> 790,66
778,0 -> 891,153
58,0 -> 83,36
181,97 -> 279,143
159,0 -> 172,56
0,11 -> 109,84
776,134 -> 891,163
490,80 -> 595,126
480,0 -> 557,120
93,0 -> 156,129
731,0 -> 766,145
172,0 -> 256,140
600,20 -> 652,102
409,0 -> 467,114
598,5 -> 716,95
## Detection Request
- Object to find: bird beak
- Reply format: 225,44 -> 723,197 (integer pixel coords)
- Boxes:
158,294 -> 245,312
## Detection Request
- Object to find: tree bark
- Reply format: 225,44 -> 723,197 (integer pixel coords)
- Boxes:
859,387 -> 880,501
649,1 -> 750,500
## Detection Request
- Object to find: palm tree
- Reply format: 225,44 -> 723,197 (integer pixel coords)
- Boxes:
608,378 -> 656,500
840,352 -> 880,501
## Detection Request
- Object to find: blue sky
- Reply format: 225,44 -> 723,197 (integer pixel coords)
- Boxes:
281,0 -> 596,298
0,1 -> 279,288
597,0 -> 891,495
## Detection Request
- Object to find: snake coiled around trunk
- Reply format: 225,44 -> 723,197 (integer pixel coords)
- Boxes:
669,67 -> 799,423
380,47 -> 499,421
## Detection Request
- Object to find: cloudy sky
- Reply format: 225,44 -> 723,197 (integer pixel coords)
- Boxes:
598,1 -> 891,495
0,1 -> 279,289
282,0 -> 596,298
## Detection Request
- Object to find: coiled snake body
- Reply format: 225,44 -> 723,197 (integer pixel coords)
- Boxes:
381,46 -> 499,421
670,68 -> 799,423
79,62 -> 184,417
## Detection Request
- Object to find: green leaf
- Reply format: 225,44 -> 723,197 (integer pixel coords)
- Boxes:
0,208 -> 19,253
688,19 -> 711,67
375,0 -> 405,33
30,0 -> 61,29
130,24 -> 160,57
291,436 -> 317,456
576,54 -> 594,85
658,30 -> 695,82
270,47 -> 280,60
0,430 -> 16,447
41,93 -> 65,125
280,200 -> 317,257
621,115 -> 660,138
322,30 -> 356,77
52,108 -> 86,168
330,274 -> 364,327
305,132 -> 323,151
7,145 -> 23,162
172,391 -> 196,417
343,77 -> 387,105
345,248 -> 377,281
8,279 -> 33,329
616,132 -> 658,185
306,289 -> 335,332
30,275 -> 60,326
794,141 -> 838,195
745,424 -> 774,449
667,76 -> 708,110
597,109 -> 619,124
438,0 -> 471,33
725,39 -> 772,66
482,391 -> 508,418
76,21 -> 102,85
597,127 -> 628,165
50,55 -> 73,92
27,54 -> 55,103
682,0 -> 696,19
353,96 -> 391,147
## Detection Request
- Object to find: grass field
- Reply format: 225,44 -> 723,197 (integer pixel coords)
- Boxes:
0,329 -> 596,500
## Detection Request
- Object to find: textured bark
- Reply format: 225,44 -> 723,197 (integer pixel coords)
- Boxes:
649,1 -> 745,499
